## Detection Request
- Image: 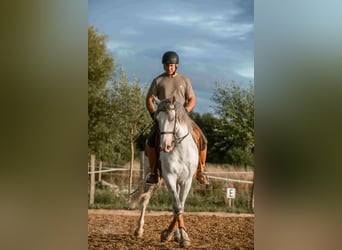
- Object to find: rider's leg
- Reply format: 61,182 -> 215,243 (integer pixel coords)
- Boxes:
193,126 -> 209,185
197,147 -> 209,185
146,124 -> 159,184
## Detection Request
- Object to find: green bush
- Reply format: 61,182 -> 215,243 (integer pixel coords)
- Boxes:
94,188 -> 116,204
234,191 -> 252,212
89,186 -> 128,209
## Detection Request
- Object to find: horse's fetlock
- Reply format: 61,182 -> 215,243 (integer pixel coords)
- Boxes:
134,228 -> 144,238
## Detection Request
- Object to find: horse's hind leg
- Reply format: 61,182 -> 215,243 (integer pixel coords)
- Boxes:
161,216 -> 178,242
134,189 -> 152,238
176,181 -> 193,248
176,213 -> 191,247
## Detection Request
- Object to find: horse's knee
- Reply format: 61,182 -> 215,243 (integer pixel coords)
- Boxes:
172,202 -> 183,215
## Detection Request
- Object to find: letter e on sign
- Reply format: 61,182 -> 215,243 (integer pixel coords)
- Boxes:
227,188 -> 236,199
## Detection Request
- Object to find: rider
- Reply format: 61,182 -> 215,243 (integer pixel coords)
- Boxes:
145,50 -> 209,185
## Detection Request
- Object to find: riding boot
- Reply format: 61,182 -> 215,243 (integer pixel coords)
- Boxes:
145,144 -> 159,184
196,148 -> 209,185
192,125 -> 209,185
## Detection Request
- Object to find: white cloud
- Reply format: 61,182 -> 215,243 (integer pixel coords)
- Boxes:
236,67 -> 254,79
106,41 -> 135,58
156,15 -> 202,25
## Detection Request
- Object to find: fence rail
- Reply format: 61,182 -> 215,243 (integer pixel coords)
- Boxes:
207,175 -> 253,184
88,166 -> 254,184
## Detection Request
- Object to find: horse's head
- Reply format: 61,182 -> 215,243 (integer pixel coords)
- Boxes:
155,96 -> 193,152
155,96 -> 177,152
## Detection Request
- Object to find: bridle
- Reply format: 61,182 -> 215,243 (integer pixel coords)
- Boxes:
158,108 -> 189,146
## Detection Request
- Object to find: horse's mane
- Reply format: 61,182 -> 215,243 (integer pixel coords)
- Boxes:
156,98 -> 195,135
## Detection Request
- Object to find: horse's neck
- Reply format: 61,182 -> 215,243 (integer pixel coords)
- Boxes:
175,123 -> 197,153
169,124 -> 198,174
176,123 -> 189,138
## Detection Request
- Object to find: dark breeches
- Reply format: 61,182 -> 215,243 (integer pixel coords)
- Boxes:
147,122 -> 159,147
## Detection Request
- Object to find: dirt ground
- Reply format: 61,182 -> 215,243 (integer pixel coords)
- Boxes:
88,209 -> 254,250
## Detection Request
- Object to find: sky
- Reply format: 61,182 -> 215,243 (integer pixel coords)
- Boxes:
88,0 -> 254,114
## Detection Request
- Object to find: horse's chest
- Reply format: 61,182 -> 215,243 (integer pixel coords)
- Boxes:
160,152 -> 196,177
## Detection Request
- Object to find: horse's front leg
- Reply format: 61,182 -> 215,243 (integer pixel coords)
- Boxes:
174,179 -> 194,247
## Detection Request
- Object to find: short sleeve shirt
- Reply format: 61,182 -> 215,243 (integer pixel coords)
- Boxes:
147,73 -> 195,105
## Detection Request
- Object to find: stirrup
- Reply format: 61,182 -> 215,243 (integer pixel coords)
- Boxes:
197,173 -> 209,185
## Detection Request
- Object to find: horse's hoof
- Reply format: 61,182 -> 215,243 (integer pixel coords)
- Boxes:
174,229 -> 180,243
161,229 -> 173,242
134,229 -> 143,238
179,228 -> 191,248
180,240 -> 191,248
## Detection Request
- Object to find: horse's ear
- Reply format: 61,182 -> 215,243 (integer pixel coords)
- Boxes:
172,96 -> 176,105
153,95 -> 161,105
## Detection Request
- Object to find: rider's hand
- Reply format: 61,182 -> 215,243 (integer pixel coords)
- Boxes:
149,111 -> 156,120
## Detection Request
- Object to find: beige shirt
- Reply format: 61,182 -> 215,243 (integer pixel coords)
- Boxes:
147,73 -> 195,106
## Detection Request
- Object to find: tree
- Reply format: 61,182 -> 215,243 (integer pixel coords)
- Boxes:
190,112 -> 224,163
110,68 -> 151,194
88,25 -> 115,161
211,81 -> 254,166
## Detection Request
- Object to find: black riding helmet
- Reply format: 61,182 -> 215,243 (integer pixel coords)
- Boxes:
162,51 -> 179,64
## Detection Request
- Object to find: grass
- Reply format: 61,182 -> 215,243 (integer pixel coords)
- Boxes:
89,182 -> 254,213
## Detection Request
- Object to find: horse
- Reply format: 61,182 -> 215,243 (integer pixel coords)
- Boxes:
129,96 -> 199,248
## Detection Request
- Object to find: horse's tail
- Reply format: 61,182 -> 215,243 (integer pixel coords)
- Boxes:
128,181 -> 146,209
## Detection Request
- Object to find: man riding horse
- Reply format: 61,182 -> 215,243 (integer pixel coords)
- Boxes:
145,51 -> 209,185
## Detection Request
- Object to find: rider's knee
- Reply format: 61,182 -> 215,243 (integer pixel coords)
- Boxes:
147,124 -> 158,147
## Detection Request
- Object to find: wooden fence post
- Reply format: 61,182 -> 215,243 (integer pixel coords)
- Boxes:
89,155 -> 96,205
250,182 -> 255,211
98,161 -> 102,182
140,151 -> 145,180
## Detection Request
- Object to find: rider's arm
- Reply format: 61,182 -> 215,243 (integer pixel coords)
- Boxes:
184,94 -> 196,113
146,94 -> 156,113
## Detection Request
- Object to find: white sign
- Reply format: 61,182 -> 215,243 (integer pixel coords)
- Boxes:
227,188 -> 236,199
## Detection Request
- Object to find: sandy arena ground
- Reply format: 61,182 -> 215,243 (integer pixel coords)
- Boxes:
88,209 -> 254,249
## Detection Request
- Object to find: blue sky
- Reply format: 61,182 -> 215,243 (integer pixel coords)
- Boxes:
88,0 -> 254,114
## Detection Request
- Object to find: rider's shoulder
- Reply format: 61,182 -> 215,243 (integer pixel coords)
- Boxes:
154,73 -> 168,81
177,73 -> 191,83
174,73 -> 188,80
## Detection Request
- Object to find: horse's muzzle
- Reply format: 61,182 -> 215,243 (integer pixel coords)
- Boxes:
160,142 -> 174,153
